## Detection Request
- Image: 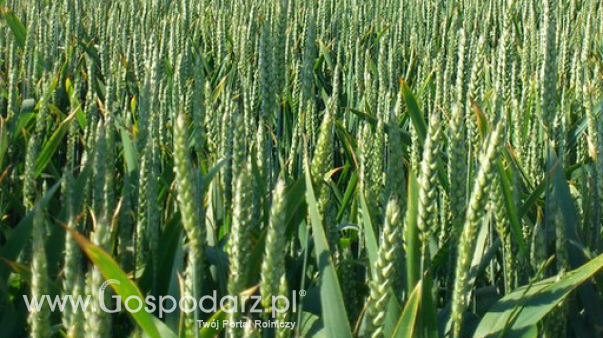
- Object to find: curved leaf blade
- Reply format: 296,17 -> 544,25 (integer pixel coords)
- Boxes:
474,251 -> 603,338
392,282 -> 421,338
66,226 -> 177,338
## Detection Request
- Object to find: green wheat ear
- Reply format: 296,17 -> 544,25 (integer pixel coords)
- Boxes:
261,179 -> 287,310
417,113 -> 442,266
228,164 -> 254,338
364,198 -> 401,338
452,121 -> 503,338
311,109 -> 336,248
275,273 -> 292,338
29,207 -> 50,338
173,112 -> 205,335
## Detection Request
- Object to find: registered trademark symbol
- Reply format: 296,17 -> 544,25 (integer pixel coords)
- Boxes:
299,290 -> 306,297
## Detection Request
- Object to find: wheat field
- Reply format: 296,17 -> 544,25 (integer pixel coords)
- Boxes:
0,0 -> 603,337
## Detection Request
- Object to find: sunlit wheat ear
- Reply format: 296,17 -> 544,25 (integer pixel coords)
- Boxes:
417,113 -> 441,263
365,198 -> 401,338
228,165 -> 253,338
261,179 -> 287,310
135,139 -> 149,269
62,173 -> 84,335
448,31 -> 469,246
452,122 -> 503,338
173,113 -> 205,334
